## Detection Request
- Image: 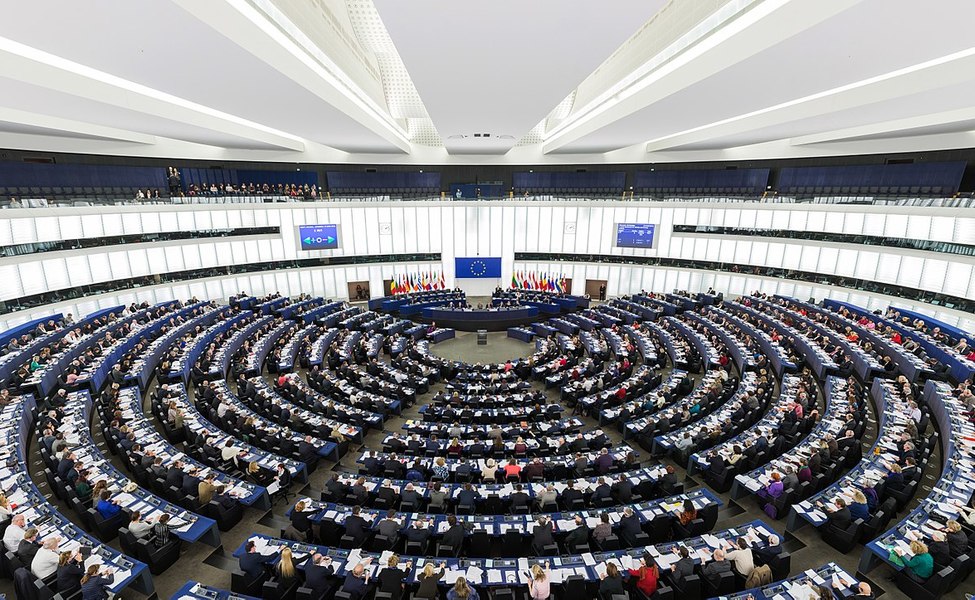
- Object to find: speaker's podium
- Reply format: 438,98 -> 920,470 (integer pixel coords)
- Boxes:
477,330 -> 488,345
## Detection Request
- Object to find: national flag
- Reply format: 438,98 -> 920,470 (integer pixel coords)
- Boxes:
438,271 -> 445,289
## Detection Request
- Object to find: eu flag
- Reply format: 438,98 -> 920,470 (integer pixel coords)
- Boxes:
454,257 -> 502,278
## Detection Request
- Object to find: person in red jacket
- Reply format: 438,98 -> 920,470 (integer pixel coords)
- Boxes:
628,552 -> 658,596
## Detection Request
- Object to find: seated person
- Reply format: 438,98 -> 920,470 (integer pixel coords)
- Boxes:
598,562 -> 624,600
849,490 -> 870,520
377,554 -> 412,600
95,491 -> 121,520
239,539 -> 279,579
341,559 -> 373,600
889,540 -> 933,583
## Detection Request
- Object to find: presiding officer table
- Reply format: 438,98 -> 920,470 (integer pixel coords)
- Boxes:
422,306 -> 540,332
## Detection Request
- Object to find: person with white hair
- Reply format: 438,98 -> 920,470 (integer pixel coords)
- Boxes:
753,532 -> 782,565
31,536 -> 62,578
701,548 -> 732,586
3,514 -> 25,552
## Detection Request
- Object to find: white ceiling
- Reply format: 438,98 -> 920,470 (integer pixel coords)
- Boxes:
0,0 -> 973,165
373,0 -> 664,154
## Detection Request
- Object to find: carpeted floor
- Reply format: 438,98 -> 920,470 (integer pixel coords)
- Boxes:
428,331 -> 536,363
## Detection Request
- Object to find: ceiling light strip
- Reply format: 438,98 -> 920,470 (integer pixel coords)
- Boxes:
237,0 -> 411,145
541,0 -> 765,142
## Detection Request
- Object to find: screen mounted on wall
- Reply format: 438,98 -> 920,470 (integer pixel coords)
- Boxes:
298,224 -> 339,251
616,223 -> 657,249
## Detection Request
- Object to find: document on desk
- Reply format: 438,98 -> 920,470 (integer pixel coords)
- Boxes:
581,552 -> 596,566
557,519 -> 577,531
266,481 -> 280,495
487,570 -> 503,584
444,568 -> 465,584
831,572 -> 849,589
466,565 -> 484,585
347,549 -> 363,565
702,534 -> 722,548
517,558 -> 529,574
110,569 -> 132,588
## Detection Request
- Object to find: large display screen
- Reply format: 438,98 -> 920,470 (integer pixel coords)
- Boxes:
616,223 -> 657,248
455,257 -> 502,278
298,224 -> 339,251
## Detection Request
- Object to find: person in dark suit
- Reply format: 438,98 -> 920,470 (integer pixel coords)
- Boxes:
510,484 -> 531,511
341,560 -> 372,600
377,510 -> 401,540
298,436 -> 319,464
611,474 -> 634,504
752,533 -> 782,565
656,465 -> 679,495
376,480 -> 398,506
211,485 -> 237,510
239,540 -> 278,579
927,531 -> 952,569
885,464 -> 906,492
303,554 -> 336,597
363,452 -> 383,477
708,451 -> 726,476
57,453 -> 76,479
532,516 -> 555,553
835,581 -> 874,599
325,474 -> 349,500
456,483 -> 480,507
442,515 -> 466,551
344,506 -> 370,545
591,478 -> 612,504
350,478 -> 369,505
670,545 -> 695,585
821,498 -> 852,530
56,551 -> 85,597
562,480 -> 584,508
405,519 -> 432,546
377,554 -> 412,600
16,528 -> 40,565
701,548 -> 732,586
400,483 -> 422,508
946,520 -> 969,557
618,507 -> 642,545
180,469 -> 201,497
289,500 -> 313,541
563,515 -> 590,550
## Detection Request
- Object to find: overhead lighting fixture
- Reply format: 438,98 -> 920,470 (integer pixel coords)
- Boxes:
541,0 -> 778,144
229,0 -> 411,147
0,35 -> 306,150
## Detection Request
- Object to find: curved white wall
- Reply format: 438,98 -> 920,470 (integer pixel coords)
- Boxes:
1,201 -> 973,331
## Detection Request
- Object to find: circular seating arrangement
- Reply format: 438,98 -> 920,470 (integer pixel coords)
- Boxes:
0,288 -> 973,600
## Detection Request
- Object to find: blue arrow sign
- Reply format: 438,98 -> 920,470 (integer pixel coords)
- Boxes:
298,224 -> 339,250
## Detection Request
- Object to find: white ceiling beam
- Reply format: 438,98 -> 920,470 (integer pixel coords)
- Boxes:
790,106 -> 975,146
0,36 -> 307,152
645,47 -> 975,152
172,0 -> 411,154
0,107 -> 157,144
541,0 -> 865,154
